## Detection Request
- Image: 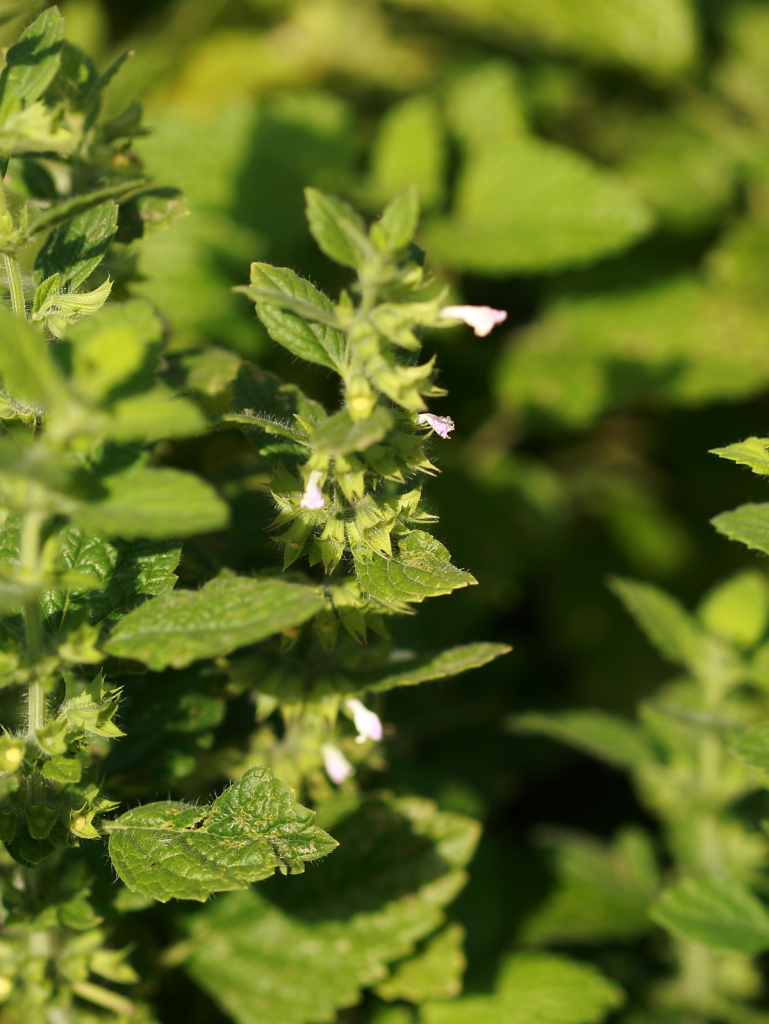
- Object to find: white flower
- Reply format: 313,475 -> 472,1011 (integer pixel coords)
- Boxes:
300,470 -> 326,510
345,698 -> 383,744
417,413 -> 454,439
321,743 -> 354,784
437,304 -> 508,337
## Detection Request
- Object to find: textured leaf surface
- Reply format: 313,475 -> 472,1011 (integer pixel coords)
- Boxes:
184,794 -> 480,1024
523,828 -> 659,945
108,766 -> 337,902
375,923 -> 466,1003
104,576 -> 325,670
424,138 -> 652,274
246,263 -> 345,371
73,466 -> 229,541
34,200 -> 118,289
421,951 -> 623,1024
25,179 -> 145,239
41,528 -> 180,626
712,504 -> 769,557
512,710 -> 652,770
367,642 -> 511,693
651,878 -> 769,955
710,437 -> 769,477
354,531 -> 476,608
610,576 -> 703,668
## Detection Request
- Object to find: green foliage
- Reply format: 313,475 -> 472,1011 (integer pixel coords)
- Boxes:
420,952 -> 624,1024
182,794 -> 480,1024
108,766 -> 337,902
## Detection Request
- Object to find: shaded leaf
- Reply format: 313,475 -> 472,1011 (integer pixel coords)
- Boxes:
511,710 -> 652,770
34,199 -> 118,290
610,576 -> 703,668
183,794 -> 480,1024
312,407 -> 392,457
0,7 -> 64,116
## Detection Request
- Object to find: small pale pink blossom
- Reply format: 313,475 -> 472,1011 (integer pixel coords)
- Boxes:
438,304 -> 508,337
345,698 -> 383,744
417,413 -> 454,439
300,470 -> 326,510
321,743 -> 354,784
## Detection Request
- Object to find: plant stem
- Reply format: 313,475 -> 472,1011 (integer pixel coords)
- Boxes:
20,503 -> 45,741
3,253 -> 25,318
0,181 -> 24,318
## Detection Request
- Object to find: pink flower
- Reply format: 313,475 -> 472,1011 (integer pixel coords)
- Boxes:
438,304 -> 507,337
345,698 -> 383,744
300,470 -> 326,510
417,413 -> 454,439
321,743 -> 354,784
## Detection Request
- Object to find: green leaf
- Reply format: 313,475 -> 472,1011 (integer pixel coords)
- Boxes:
304,187 -> 370,269
108,765 -> 337,903
609,576 -> 703,668
375,923 -> 466,1003
388,0 -> 697,79
25,179 -> 146,241
41,755 -> 82,783
103,576 -> 325,670
42,528 -> 180,626
423,138 -> 652,275
369,96 -> 445,209
366,642 -> 511,694
511,710 -> 652,770
73,466 -> 229,541
103,390 -> 206,444
66,298 -> 163,401
183,794 -> 480,1024
698,571 -> 769,648
134,188 -> 190,234
376,186 -> 421,252
0,8 -> 64,117
232,362 -> 326,436
711,437 -> 769,476
731,724 -> 769,775
522,827 -> 660,945
421,951 -> 623,1024
354,531 -> 476,609
240,263 -> 345,372
0,305 -> 64,405
712,504 -> 769,557
651,878 -> 769,955
312,407 -> 392,457
34,199 -> 118,290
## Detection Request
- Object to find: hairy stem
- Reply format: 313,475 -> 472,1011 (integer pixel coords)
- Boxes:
3,253 -> 25,318
20,503 -> 46,742
0,183 -> 24,318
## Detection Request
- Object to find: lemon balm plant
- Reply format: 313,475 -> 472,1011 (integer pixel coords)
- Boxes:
0,8 -> 601,1024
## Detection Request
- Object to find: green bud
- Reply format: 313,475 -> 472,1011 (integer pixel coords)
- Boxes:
25,800 -> 58,840
0,736 -> 25,773
334,455 -> 366,503
346,376 -> 377,422
36,717 -> 68,755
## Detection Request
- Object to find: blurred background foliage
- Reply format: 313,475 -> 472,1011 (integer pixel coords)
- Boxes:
12,0 -> 769,1016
